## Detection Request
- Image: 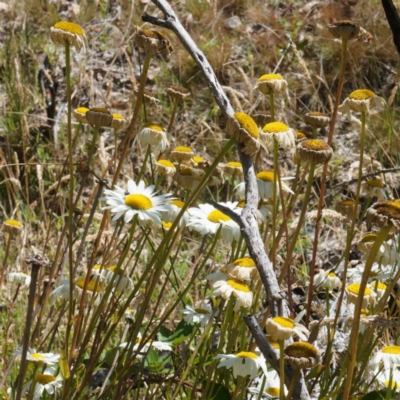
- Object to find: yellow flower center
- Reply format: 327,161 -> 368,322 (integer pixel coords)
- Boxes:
374,200 -> 400,221
170,200 -> 185,208
158,160 -> 175,168
162,221 -> 173,229
361,233 -> 377,243
141,29 -> 168,41
31,353 -> 46,360
227,161 -> 242,168
382,345 -> 400,354
5,220 -> 21,227
107,266 -> 123,275
339,200 -> 356,206
54,21 -> 84,35
75,107 -> 89,114
266,388 -> 280,396
76,279 -> 103,292
285,342 -> 319,358
237,200 -> 246,208
36,374 -> 56,384
227,279 -> 250,292
384,381 -> 400,389
258,73 -> 283,81
93,264 -> 105,271
366,179 -> 384,188
233,257 -> 255,267
328,272 -> 337,278
124,194 -> 153,210
234,112 -> 259,139
373,282 -> 387,290
262,122 -> 289,133
307,111 -> 326,117
194,308 -> 210,314
296,131 -> 306,139
347,283 -> 371,296
235,351 -> 258,359
142,123 -> 164,131
113,113 -> 124,120
256,171 -> 276,182
300,139 -> 331,151
349,89 -> 375,100
207,210 -> 231,223
89,107 -> 110,114
174,146 -> 193,153
193,156 -> 204,163
273,316 -> 294,328
266,335 -> 280,349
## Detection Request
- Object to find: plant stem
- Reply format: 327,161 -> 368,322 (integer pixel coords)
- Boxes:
168,97 -> 179,132
286,368 -> 300,400
279,340 -> 285,400
269,92 -> 275,121
271,137 -> 279,269
0,234 -> 11,289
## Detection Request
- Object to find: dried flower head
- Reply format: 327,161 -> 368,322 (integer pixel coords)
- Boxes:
335,199 -> 360,219
340,89 -> 386,119
156,159 -> 176,176
85,108 -> 113,127
357,233 -> 378,254
314,270 -> 341,291
223,161 -> 243,177
265,316 -> 309,341
134,28 -> 172,56
139,123 -> 169,152
167,85 -> 190,103
176,167 -> 204,190
296,139 -> 333,164
226,112 -> 260,156
367,200 -> 400,231
303,111 -> 330,129
284,342 -> 320,369
4,219 -> 22,236
111,114 -> 126,131
171,146 -> 194,162
346,283 -> 376,309
253,73 -> 288,96
50,21 -> 87,52
362,178 -> 387,200
261,121 -> 295,151
295,131 -> 307,142
328,20 -> 360,40
225,257 -> 259,281
73,107 -> 89,124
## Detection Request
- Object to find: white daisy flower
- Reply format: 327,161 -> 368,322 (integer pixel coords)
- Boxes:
265,312 -> 309,341
104,266 -> 133,292
161,199 -> 190,228
101,180 -> 174,225
9,272 -> 31,286
22,366 -> 63,400
339,89 -> 386,120
369,281 -> 387,300
346,282 -> 376,309
208,273 -> 253,311
377,368 -> 400,391
183,302 -> 213,327
120,332 -> 172,358
225,257 -> 259,281
51,279 -> 78,301
261,121 -> 296,151
187,202 -> 240,242
314,270 -> 341,291
249,370 -> 288,398
215,351 -> 268,378
15,348 -> 60,365
138,123 -> 169,152
370,345 -> 400,371
347,262 -> 391,283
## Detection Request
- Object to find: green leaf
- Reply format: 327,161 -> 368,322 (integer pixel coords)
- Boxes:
362,390 -> 393,400
158,319 -> 193,345
103,348 -> 119,368
208,382 -> 231,400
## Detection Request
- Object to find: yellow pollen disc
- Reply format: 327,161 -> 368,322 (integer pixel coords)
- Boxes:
300,139 -> 331,151
349,89 -> 375,100
180,168 -> 193,176
384,381 -> 400,389
90,107 -> 110,114
328,272 -> 337,278
54,21 -> 84,35
158,160 -> 175,168
75,107 -> 89,114
235,351 -> 258,359
76,279 -> 103,292
124,194 -> 153,210
273,316 -> 294,328
382,345 -> 400,354
262,121 -> 289,133
207,210 -> 231,223
113,114 -> 124,120
174,146 -> 193,153
5,220 -> 21,227
256,171 -> 276,182
233,257 -> 255,267
108,266 -> 123,275
285,342 -> 319,358
373,282 -> 387,290
237,200 -> 245,208
143,123 -> 164,131
347,283 -> 371,296
234,112 -> 259,139
296,131 -> 306,139
266,388 -> 280,396
366,179 -> 384,188
227,161 -> 242,168
162,221 -> 173,229
142,29 -> 167,41
227,279 -> 250,292
258,73 -> 283,81
193,156 -> 204,163
361,233 -> 377,243
339,200 -> 356,206
31,353 -> 46,360
194,308 -> 210,314
266,335 -> 280,349
307,111 -> 326,117
36,374 -> 56,384
170,200 -> 185,208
